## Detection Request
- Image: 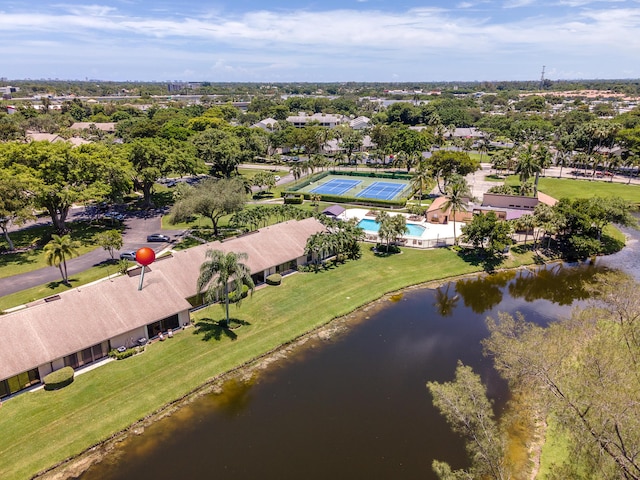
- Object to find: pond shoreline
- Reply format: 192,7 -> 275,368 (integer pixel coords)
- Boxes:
37,261 -> 555,480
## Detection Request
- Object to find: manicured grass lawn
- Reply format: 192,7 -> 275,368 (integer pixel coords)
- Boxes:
0,221 -> 120,280
505,176 -> 640,203
0,245 -> 535,480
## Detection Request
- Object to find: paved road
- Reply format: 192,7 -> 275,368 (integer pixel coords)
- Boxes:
0,210 -> 185,298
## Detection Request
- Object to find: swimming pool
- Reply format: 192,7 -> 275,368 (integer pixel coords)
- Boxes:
358,218 -> 426,237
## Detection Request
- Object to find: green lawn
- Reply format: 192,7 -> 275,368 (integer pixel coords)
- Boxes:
0,221 -> 121,280
505,176 -> 640,203
0,246 -> 535,480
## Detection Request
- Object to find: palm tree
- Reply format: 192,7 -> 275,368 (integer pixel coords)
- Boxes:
514,214 -> 535,245
477,137 -> 490,163
43,234 -> 80,285
514,144 -> 542,194
289,163 -> 302,182
442,179 -> 471,246
304,232 -> 329,271
411,161 -> 431,206
196,250 -> 255,328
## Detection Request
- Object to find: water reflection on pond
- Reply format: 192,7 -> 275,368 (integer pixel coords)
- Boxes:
80,261 -> 624,480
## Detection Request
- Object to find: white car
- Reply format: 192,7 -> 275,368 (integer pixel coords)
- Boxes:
274,175 -> 281,182
119,251 -> 137,261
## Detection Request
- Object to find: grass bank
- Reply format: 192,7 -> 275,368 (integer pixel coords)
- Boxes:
0,246 -> 535,480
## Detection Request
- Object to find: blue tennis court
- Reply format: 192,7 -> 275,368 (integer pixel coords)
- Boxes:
310,178 -> 361,195
356,182 -> 407,200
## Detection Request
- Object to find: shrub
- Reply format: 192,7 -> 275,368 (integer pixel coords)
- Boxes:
108,345 -> 145,360
43,366 -> 75,391
266,273 -> 282,286
567,235 -> 602,260
284,194 -> 304,205
228,284 -> 250,302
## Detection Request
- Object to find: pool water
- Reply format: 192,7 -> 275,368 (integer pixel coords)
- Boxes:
358,218 -> 426,237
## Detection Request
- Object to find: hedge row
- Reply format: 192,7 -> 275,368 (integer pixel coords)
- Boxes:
327,170 -> 412,180
283,194 -> 304,204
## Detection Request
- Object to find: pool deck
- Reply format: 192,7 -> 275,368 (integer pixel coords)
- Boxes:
341,208 -> 464,248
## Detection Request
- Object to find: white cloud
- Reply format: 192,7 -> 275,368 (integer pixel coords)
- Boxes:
503,0 -> 537,8
2,3 -> 640,80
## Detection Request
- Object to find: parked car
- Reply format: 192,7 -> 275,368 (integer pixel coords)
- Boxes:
119,251 -> 137,261
147,233 -> 170,242
274,175 -> 281,182
104,212 -> 125,221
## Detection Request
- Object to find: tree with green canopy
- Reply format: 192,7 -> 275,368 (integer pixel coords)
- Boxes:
427,362 -> 510,480
192,129 -> 242,178
127,138 -> 182,207
0,141 -> 132,233
169,177 -> 247,236
0,170 -> 34,251
426,150 -> 480,194
95,229 -> 123,260
196,250 -> 254,328
484,273 -> 640,480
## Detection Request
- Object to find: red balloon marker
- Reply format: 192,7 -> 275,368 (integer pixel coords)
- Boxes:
136,247 -> 156,290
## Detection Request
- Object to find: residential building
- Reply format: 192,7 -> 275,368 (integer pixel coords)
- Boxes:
0,218 -> 325,399
286,112 -> 345,128
426,192 -> 556,224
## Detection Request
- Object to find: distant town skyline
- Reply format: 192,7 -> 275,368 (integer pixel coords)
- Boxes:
2,0 -> 639,82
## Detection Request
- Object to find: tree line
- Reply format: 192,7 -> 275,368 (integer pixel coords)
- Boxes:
427,271 -> 640,480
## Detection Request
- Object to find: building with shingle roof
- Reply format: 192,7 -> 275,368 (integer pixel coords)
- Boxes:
0,217 -> 325,399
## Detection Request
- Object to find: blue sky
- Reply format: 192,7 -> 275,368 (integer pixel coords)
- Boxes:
2,0 -> 639,82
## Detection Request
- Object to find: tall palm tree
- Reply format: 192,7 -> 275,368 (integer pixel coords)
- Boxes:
373,210 -> 390,246
197,250 -> 255,328
411,161 -> 431,206
442,179 -> 471,246
289,163 -> 302,182
43,234 -> 80,285
515,144 -> 542,194
514,214 -> 535,245
477,137 -> 490,163
304,232 -> 330,271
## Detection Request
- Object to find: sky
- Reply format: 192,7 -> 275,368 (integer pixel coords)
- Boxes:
2,0 -> 640,82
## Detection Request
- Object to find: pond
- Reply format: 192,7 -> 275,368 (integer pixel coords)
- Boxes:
79,221 -> 640,480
